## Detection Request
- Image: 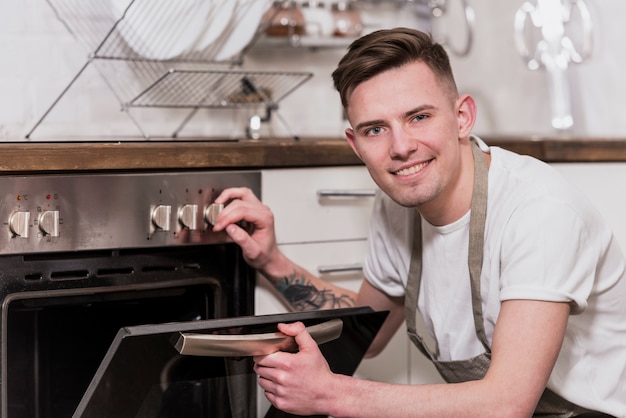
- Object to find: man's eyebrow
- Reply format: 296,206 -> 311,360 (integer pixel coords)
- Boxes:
402,105 -> 436,119
353,105 -> 437,132
354,119 -> 385,132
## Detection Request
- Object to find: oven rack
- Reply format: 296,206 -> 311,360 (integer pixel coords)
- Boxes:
28,0 -> 312,140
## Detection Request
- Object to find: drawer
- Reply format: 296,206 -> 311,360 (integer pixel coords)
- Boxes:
262,167 -> 377,244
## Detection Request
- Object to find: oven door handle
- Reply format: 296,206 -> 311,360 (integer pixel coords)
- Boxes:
173,318 -> 343,357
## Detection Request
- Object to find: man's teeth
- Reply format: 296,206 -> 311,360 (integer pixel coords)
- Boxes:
395,161 -> 428,176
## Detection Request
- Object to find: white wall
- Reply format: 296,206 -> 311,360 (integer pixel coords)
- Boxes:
1,1 -> 625,141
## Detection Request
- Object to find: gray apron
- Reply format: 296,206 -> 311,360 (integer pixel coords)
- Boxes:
404,140 -> 603,417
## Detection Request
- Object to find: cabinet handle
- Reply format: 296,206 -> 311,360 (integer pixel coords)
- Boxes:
317,263 -> 363,274
316,189 -> 376,198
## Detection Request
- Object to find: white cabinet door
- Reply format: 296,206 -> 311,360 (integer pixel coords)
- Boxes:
262,167 -> 378,244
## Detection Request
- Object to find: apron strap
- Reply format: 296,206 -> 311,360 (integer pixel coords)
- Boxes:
468,139 -> 490,351
404,212 -> 436,361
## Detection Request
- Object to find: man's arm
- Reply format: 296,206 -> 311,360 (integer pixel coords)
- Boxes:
255,299 -> 570,418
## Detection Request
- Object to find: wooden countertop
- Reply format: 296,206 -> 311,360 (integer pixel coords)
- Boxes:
2,136 -> 626,173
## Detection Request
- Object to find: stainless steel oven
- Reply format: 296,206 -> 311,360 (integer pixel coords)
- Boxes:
0,171 -> 385,418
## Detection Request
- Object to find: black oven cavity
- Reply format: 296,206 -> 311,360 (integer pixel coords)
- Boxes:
3,244 -> 256,418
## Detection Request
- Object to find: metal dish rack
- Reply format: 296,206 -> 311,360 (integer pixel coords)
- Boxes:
27,0 -> 313,140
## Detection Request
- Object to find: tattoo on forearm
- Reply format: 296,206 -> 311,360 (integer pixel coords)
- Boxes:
274,271 -> 355,311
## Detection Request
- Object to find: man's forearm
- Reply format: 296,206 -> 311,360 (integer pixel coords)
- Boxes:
256,249 -> 357,311
267,267 -> 356,311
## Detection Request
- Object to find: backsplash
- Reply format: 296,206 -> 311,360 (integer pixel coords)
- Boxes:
1,0 -> 624,141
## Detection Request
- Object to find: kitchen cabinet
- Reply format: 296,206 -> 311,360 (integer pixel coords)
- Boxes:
255,166 -> 442,415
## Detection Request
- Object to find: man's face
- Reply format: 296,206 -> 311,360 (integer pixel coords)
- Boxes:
344,61 -> 475,217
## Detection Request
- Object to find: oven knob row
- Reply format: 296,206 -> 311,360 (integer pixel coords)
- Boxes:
151,203 -> 224,231
9,210 -> 60,238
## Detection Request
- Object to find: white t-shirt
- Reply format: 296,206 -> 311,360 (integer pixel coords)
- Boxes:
363,142 -> 626,416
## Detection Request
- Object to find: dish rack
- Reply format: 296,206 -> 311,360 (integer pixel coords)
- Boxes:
27,0 -> 313,140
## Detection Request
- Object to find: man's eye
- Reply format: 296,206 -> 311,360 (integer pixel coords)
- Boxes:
412,114 -> 428,122
365,126 -> 383,136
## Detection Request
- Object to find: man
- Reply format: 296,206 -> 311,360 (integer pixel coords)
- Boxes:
212,28 -> 626,417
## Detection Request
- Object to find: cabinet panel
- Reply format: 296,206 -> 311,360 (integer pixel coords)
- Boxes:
261,167 -> 377,244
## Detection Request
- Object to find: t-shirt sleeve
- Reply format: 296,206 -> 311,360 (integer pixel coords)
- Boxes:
498,197 -> 600,314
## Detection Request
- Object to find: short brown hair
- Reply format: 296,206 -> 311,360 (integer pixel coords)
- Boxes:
332,28 -> 458,108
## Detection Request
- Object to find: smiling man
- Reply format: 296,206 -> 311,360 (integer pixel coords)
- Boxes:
213,28 -> 626,417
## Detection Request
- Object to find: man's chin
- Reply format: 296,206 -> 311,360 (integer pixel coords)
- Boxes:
385,191 -> 424,209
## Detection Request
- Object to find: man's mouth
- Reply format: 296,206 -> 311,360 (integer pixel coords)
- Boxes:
394,160 -> 430,176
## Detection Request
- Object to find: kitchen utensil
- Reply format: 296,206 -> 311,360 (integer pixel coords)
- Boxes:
429,0 -> 475,57
514,0 -> 593,130
301,0 -> 334,38
264,0 -> 307,37
331,0 -> 363,38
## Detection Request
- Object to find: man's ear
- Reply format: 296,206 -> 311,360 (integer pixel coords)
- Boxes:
345,127 -> 363,160
456,94 -> 477,138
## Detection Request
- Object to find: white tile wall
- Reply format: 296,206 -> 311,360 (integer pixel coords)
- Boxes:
2,1 -> 625,141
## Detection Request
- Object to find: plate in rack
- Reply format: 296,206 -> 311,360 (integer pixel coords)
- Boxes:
110,0 -> 212,60
213,0 -> 272,61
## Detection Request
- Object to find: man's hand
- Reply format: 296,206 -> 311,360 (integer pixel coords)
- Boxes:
253,322 -> 336,416
212,187 -> 287,276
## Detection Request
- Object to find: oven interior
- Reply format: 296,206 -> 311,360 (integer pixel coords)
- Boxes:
3,244 -> 255,418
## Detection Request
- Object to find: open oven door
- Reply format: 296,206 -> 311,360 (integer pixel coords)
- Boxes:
73,307 -> 388,418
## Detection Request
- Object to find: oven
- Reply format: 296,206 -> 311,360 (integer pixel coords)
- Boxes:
0,171 -> 386,418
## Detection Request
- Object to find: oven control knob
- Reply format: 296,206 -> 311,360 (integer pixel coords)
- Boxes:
9,210 -> 30,238
205,203 -> 224,226
178,204 -> 198,230
38,210 -> 60,237
151,205 -> 172,231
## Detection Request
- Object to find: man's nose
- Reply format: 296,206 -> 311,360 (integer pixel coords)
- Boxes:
389,127 -> 417,157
